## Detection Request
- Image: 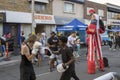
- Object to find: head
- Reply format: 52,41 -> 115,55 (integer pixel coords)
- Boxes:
58,36 -> 68,47
89,9 -> 95,16
71,32 -> 76,38
50,31 -> 56,38
26,34 -> 37,45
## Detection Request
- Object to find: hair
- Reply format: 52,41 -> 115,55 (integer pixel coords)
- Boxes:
25,34 -> 37,44
59,36 -> 68,43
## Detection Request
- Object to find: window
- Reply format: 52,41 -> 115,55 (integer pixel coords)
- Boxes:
107,12 -> 112,19
35,3 -> 46,11
64,2 -> 74,13
30,3 -> 46,12
87,7 -> 94,15
98,9 -> 104,17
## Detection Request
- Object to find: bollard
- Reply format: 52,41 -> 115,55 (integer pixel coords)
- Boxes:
94,72 -> 120,80
5,42 -> 9,61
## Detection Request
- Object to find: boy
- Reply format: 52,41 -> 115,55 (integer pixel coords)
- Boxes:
53,36 -> 80,80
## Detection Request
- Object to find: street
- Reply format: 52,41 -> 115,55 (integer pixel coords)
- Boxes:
0,46 -> 120,80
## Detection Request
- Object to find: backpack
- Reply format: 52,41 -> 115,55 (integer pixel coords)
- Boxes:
99,19 -> 105,31
103,57 -> 109,67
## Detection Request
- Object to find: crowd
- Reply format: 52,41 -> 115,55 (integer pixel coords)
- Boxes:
20,30 -> 81,80
108,32 -> 120,50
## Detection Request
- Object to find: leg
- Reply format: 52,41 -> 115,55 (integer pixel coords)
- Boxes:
49,58 -> 55,72
60,71 -> 71,80
72,70 -> 80,80
37,54 -> 42,66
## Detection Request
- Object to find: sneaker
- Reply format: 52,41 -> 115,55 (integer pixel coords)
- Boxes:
113,49 -> 116,51
109,48 -> 112,50
49,68 -> 54,72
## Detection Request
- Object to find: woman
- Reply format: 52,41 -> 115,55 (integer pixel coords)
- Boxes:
20,34 -> 37,80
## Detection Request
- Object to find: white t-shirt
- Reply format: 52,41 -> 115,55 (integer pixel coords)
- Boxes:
67,35 -> 75,47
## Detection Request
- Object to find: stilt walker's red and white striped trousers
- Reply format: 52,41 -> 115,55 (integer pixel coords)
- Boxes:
87,29 -> 104,74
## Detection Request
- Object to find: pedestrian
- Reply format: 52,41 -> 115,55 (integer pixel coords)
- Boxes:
113,33 -> 120,50
67,32 -> 76,52
53,36 -> 80,80
47,31 -> 59,72
21,31 -> 26,44
20,34 -> 40,80
108,36 -> 112,50
76,38 -> 81,57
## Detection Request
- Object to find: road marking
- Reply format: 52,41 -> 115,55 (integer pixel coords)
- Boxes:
36,71 -> 57,77
0,60 -> 19,66
36,72 -> 50,77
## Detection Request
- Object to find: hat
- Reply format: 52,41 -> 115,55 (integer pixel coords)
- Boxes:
50,31 -> 56,35
89,9 -> 95,14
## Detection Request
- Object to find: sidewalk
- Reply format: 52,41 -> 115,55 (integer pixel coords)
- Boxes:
0,51 -> 21,68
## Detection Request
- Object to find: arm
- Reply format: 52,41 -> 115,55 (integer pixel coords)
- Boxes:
52,51 -> 61,55
64,48 -> 74,66
65,56 -> 74,66
22,45 -> 35,61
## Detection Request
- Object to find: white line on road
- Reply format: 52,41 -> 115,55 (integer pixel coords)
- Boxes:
36,71 -> 57,77
36,72 -> 50,77
0,60 -> 19,66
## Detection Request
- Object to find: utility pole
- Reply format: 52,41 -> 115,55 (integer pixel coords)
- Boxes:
31,0 -> 36,34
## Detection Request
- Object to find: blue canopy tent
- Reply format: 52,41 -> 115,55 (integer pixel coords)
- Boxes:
56,18 -> 87,31
56,19 -> 87,43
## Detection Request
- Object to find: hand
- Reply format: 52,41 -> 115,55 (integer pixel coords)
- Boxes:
32,49 -> 39,55
51,45 -> 55,47
62,63 -> 67,69
33,41 -> 42,49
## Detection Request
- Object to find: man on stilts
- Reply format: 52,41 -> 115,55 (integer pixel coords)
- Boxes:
86,9 -> 105,74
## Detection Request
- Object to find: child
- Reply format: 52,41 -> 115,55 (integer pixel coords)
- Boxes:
76,38 -> 81,57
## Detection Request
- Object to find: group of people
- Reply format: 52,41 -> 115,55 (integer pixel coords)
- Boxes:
0,32 -> 12,57
108,32 -> 120,50
20,8 -> 106,80
20,31 -> 81,80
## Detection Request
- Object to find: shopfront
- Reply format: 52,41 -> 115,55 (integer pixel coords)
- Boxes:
0,10 -> 56,47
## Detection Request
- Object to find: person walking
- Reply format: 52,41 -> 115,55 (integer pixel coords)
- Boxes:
53,36 -> 80,80
20,34 -> 41,80
113,33 -> 120,50
47,31 -> 59,72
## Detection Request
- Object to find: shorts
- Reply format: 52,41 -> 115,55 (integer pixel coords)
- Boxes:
50,54 -> 56,59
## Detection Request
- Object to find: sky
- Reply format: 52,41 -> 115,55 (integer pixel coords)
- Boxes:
88,0 -> 120,6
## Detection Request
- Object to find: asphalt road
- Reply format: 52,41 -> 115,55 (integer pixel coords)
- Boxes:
0,46 -> 120,80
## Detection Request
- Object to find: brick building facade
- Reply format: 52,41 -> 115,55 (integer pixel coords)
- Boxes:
0,0 -> 55,48
84,1 -> 107,22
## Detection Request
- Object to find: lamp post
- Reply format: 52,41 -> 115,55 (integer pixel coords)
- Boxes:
31,0 -> 35,34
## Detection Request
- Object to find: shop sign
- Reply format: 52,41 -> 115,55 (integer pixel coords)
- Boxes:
0,13 -> 6,22
34,14 -> 55,24
108,19 -> 120,25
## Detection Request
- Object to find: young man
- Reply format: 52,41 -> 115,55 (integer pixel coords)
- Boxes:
53,36 -> 80,80
47,31 -> 59,72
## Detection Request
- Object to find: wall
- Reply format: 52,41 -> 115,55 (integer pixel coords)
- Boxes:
0,0 -> 30,12
53,0 -> 84,19
84,1 -> 107,21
